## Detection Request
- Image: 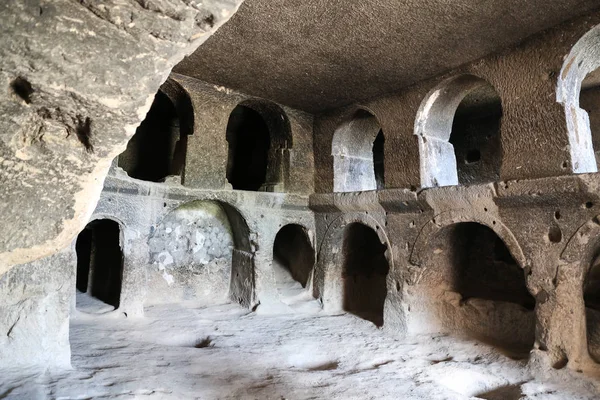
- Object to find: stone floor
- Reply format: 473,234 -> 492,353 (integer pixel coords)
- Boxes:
1,300 -> 600,399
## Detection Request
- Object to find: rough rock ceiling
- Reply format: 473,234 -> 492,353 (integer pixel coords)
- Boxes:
175,0 -> 600,113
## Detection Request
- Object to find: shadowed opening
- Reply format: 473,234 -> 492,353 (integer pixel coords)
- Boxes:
450,223 -> 534,308
273,224 -> 315,293
449,83 -> 502,185
118,91 -> 189,182
76,219 -> 124,311
415,75 -> 503,187
413,222 -> 535,355
584,253 -> 600,362
342,223 -> 389,327
332,110 -> 384,192
226,105 -> 271,191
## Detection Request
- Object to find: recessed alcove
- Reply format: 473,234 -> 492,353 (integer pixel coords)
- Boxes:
415,75 -> 503,187
408,222 -> 535,354
341,223 -> 389,327
75,219 -> 124,312
332,110 -> 385,192
584,253 -> 600,362
118,90 -> 191,182
226,101 -> 292,192
579,68 -> 600,168
272,224 -> 316,299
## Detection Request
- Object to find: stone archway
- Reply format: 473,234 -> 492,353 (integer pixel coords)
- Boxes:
414,74 -> 503,187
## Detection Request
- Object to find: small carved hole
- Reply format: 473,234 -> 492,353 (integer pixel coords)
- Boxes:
465,149 -> 481,164
10,77 -> 34,104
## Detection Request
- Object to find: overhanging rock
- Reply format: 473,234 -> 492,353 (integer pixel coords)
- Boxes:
0,0 -> 243,271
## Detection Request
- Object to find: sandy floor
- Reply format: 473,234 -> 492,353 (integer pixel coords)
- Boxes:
2,299 -> 600,399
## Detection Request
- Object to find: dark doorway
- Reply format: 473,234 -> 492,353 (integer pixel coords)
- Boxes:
226,105 -> 271,191
75,219 -> 124,310
373,129 -> 385,190
273,224 -> 315,289
342,223 -> 389,327
448,223 -> 534,309
118,91 -> 187,182
585,253 -> 600,362
449,84 -> 502,185
418,222 -> 535,354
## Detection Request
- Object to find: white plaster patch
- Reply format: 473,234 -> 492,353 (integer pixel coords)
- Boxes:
162,270 -> 174,286
157,251 -> 174,267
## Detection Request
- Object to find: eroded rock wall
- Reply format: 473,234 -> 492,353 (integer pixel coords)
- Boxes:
313,11 -> 600,192
0,247 -> 74,367
0,0 -> 243,271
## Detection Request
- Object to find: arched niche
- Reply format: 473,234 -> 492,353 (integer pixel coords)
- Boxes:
226,100 -> 292,192
415,75 -> 503,187
331,110 -> 385,192
557,24 -> 600,174
118,79 -> 194,183
341,222 -> 389,327
147,200 -> 255,308
272,224 -> 316,299
75,218 -> 124,313
561,217 -> 600,364
408,221 -> 535,355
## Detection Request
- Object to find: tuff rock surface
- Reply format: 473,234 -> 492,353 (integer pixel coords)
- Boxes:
0,0 -> 242,271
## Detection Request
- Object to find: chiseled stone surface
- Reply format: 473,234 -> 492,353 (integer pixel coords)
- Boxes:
0,0 -> 242,271
0,247 -> 74,367
147,201 -> 234,305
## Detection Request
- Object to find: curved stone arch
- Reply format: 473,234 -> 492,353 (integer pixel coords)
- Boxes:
237,99 -> 293,149
557,24 -> 600,174
117,78 -> 195,183
560,216 -> 600,264
75,215 -> 128,312
159,78 -> 195,181
272,223 -> 317,291
226,99 -> 293,191
276,222 -> 315,251
87,214 -> 127,247
409,210 -> 527,269
331,107 -> 384,192
150,199 -> 256,308
160,78 -> 195,138
314,213 -> 394,308
316,212 -> 393,268
414,74 -> 502,188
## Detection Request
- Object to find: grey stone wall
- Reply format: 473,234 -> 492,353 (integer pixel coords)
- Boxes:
313,11 -> 600,193
147,201 -> 234,305
0,0 -> 243,270
168,75 -> 315,194
0,247 -> 74,367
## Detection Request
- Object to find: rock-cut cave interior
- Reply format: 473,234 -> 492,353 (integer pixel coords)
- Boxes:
6,0 -> 600,399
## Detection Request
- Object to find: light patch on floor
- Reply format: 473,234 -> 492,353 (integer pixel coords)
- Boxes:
1,303 -> 599,399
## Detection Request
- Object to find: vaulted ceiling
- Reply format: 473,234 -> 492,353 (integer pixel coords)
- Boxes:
175,0 -> 600,113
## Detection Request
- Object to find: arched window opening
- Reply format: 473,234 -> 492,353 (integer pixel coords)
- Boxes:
342,223 -> 389,327
332,110 -> 384,192
584,254 -> 600,362
75,219 -> 123,313
273,224 -> 315,299
118,90 -> 190,182
373,129 -> 385,190
226,102 -> 292,192
410,222 -> 535,354
578,69 -> 600,167
226,105 -> 270,191
557,25 -> 600,174
415,75 -> 502,187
